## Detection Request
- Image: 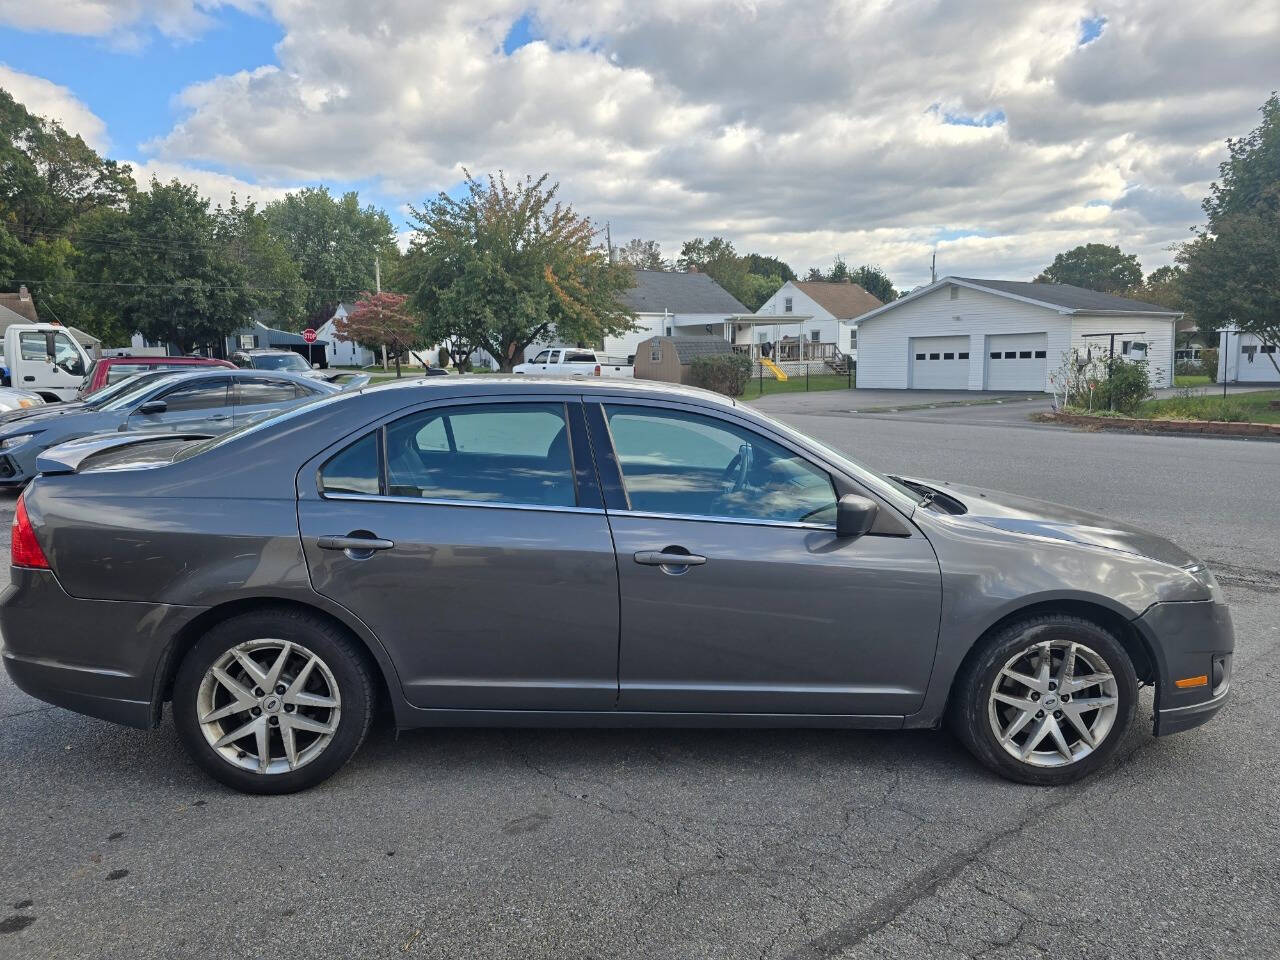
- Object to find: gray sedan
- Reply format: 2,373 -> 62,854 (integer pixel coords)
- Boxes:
0,378 -> 1232,793
0,369 -> 340,486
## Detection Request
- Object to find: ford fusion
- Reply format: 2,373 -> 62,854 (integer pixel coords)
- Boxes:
0,379 -> 1232,793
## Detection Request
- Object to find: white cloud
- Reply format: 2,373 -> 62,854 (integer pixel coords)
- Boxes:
16,0 -> 1280,286
0,64 -> 109,150
128,160 -> 296,208
0,1 -> 260,46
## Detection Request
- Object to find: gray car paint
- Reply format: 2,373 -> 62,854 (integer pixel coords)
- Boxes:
0,369 -> 337,485
0,377 -> 1233,742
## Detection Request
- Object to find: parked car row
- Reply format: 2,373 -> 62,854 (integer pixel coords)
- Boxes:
0,375 -> 1234,796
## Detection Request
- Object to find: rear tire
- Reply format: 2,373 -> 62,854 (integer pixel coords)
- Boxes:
173,609 -> 375,794
950,614 -> 1138,786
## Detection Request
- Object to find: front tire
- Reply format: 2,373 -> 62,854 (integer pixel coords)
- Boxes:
173,609 -> 375,794
951,615 -> 1138,786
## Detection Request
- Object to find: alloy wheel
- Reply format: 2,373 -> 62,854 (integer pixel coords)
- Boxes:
196,639 -> 342,775
987,639 -> 1119,768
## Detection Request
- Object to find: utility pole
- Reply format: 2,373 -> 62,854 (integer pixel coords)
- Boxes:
606,222 -> 614,263
930,249 -> 937,284
376,254 -> 387,372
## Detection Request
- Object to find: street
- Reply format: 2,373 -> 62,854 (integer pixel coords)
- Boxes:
2,396 -> 1278,960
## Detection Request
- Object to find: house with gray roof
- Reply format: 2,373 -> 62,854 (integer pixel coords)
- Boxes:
599,268 -> 751,362
852,276 -> 1182,392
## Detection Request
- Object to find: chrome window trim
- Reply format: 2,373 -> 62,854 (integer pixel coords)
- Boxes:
323,491 -> 604,516
617,508 -> 837,532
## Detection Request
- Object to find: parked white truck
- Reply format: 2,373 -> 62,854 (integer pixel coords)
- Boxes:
512,347 -> 633,378
0,324 -> 94,402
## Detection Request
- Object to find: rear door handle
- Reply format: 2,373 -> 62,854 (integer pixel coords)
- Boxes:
634,550 -> 707,567
317,535 -> 395,552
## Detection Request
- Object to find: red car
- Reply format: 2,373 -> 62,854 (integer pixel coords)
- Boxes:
77,355 -> 236,398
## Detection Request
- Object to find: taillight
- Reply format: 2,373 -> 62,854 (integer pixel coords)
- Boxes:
12,494 -> 49,569
594,364 -> 602,376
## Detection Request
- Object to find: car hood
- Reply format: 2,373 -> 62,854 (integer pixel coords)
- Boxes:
0,406 -> 89,431
912,479 -> 1200,568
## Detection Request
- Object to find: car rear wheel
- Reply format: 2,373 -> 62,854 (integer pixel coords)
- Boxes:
173,610 -> 375,794
951,615 -> 1138,786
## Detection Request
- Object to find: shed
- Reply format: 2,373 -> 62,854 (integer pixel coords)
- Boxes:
634,335 -> 734,385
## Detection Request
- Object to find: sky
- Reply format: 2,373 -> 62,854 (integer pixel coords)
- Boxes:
0,0 -> 1276,290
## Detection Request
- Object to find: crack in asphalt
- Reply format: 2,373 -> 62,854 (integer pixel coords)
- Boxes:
1206,560 -> 1280,592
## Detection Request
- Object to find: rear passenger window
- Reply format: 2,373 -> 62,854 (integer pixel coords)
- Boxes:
320,433 -> 381,496
385,403 -> 576,507
236,380 -> 299,405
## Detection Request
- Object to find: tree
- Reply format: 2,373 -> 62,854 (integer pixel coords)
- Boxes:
1179,94 -> 1280,375
848,264 -> 898,303
214,196 -> 306,325
76,178 -> 254,351
263,187 -> 398,326
1035,243 -> 1143,293
677,236 -> 750,303
402,172 -> 636,372
616,238 -> 667,270
336,291 -> 419,377
743,252 -> 795,282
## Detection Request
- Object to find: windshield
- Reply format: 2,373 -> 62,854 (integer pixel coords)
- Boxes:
746,406 -> 926,506
253,352 -> 311,371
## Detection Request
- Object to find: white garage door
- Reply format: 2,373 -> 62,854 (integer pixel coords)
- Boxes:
985,333 -> 1048,391
908,336 -> 970,389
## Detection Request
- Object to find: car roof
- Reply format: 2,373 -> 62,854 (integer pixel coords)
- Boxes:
237,348 -> 297,354
361,375 -> 741,411
100,355 -> 227,364
136,367 -> 335,391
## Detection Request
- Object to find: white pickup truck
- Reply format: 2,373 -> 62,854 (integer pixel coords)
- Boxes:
0,323 -> 94,402
512,347 -> 633,378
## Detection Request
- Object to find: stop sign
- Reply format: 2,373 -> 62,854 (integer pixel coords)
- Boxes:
302,328 -> 318,344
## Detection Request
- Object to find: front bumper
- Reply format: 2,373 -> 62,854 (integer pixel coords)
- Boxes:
0,567 -> 203,729
1134,599 -> 1234,737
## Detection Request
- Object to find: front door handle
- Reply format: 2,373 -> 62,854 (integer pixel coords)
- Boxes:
317,535 -> 395,552
634,550 -> 707,567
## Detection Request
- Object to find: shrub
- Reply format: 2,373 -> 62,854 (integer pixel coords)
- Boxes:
1198,347 -> 1219,379
690,353 -> 752,397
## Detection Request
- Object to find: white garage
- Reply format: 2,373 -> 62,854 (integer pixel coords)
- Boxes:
1218,331 -> 1280,384
909,336 -> 970,389
985,333 -> 1048,391
852,277 -> 1181,392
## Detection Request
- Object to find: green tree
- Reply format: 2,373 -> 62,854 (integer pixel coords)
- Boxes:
263,187 -> 398,326
76,179 -> 254,351
743,252 -> 795,282
848,264 -> 898,303
616,238 -> 667,270
1035,243 -> 1143,293
214,196 -> 306,325
402,172 -> 636,372
677,236 -> 750,305
1179,93 -> 1280,375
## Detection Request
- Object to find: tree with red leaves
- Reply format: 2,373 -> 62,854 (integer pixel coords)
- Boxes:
335,291 -> 419,377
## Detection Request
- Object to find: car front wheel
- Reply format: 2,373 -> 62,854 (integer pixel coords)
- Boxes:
951,615 -> 1138,785
173,610 -> 375,794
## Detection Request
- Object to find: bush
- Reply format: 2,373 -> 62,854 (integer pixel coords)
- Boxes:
1198,347 -> 1219,379
690,353 -> 753,397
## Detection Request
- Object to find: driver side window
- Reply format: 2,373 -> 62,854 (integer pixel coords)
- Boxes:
603,405 -> 836,524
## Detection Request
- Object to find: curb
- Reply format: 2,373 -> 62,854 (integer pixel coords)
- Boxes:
1044,412 -> 1280,439
847,395 -> 1041,414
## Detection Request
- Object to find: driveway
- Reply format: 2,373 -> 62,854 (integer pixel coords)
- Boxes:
1,404 -> 1278,960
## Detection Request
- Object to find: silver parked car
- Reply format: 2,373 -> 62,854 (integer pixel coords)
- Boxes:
0,369 -> 340,487
1,378 -> 1232,793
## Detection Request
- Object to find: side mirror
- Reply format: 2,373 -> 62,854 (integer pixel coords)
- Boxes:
138,399 -> 167,415
835,494 -> 879,539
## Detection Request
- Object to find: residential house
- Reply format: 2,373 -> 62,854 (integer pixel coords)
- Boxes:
752,280 -> 883,363
317,303 -> 378,368
853,277 -> 1181,392
1218,331 -> 1279,384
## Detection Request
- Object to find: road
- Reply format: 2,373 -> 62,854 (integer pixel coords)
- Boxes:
1,394 -> 1278,960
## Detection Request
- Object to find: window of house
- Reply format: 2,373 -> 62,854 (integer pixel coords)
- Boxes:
1034,350 -> 1047,359
990,352 -> 1001,360
1259,344 -> 1276,354
915,353 -> 926,361
943,352 -> 954,360
849,331 -> 857,348
929,353 -> 940,360
603,405 -> 836,525
950,286 -> 959,300
384,403 -> 576,506
1019,351 -> 1032,359
1120,341 -> 1132,355
784,297 -> 793,313
320,432 -> 381,496
958,352 -> 969,360
650,341 -> 662,363
1004,351 -> 1016,359
239,335 -> 256,350
810,330 -> 820,342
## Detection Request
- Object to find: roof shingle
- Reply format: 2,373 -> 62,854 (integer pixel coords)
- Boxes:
620,269 -> 748,315
790,281 -> 883,320
955,278 -> 1179,314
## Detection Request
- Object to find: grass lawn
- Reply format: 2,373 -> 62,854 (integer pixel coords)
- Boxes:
1136,389 -> 1280,424
739,372 -> 853,398
1174,374 -> 1212,387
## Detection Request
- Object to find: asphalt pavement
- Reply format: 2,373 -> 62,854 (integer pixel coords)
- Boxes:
1,393 -> 1278,960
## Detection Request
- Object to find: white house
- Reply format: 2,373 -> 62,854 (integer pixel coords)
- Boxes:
317,303 -> 378,368
1218,331 -> 1280,384
604,269 -> 751,360
853,277 -> 1181,392
753,280 -> 882,361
